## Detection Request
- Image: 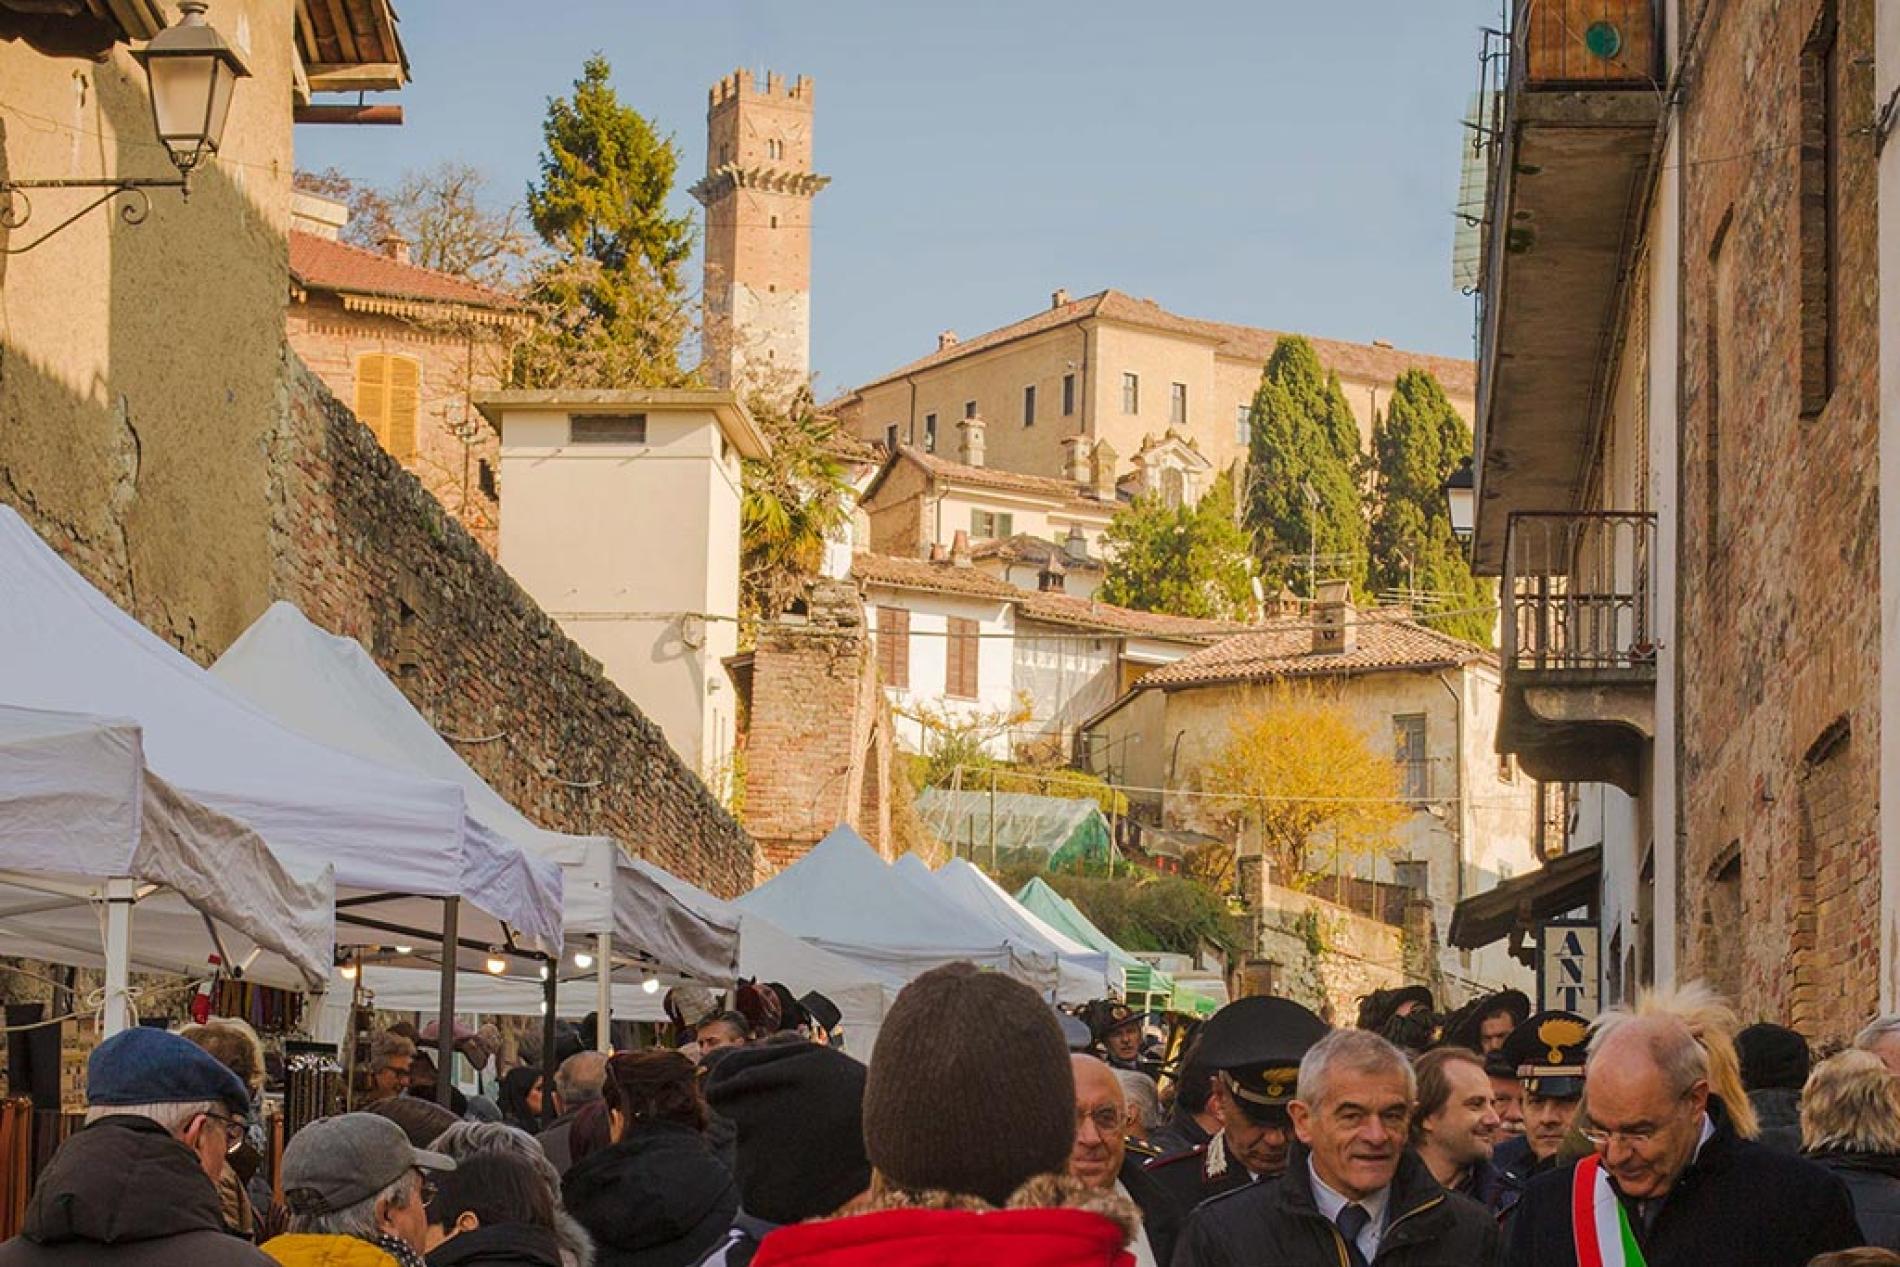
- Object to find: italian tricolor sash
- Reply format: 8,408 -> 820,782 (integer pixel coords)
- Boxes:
1572,1155 -> 1647,1267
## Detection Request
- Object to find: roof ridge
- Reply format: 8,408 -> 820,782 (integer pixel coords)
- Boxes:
289,228 -> 518,307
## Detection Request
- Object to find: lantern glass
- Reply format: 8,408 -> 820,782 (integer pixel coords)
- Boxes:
147,54 -> 231,167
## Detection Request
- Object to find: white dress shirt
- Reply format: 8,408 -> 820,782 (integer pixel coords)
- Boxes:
1309,1157 -> 1392,1264
1112,1179 -> 1159,1267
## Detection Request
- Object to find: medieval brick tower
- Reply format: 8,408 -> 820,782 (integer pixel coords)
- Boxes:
691,70 -> 829,400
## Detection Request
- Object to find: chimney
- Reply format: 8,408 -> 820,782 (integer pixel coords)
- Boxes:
929,542 -> 948,563
949,530 -> 972,568
1063,524 -> 1090,564
938,330 -> 959,351
1089,439 -> 1118,502
1038,559 -> 1067,591
1312,579 -> 1356,656
1051,288 -> 1070,309
958,414 -> 986,468
379,233 -> 412,266
1062,435 -> 1090,485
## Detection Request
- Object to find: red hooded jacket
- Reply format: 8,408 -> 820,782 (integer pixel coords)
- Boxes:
750,1207 -> 1134,1267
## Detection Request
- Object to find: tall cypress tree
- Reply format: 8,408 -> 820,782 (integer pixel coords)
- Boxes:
1369,369 -> 1494,646
1244,337 -> 1368,597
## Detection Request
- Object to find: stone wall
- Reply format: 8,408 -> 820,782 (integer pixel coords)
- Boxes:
268,354 -> 756,896
1674,0 -> 1881,1038
743,578 -> 894,873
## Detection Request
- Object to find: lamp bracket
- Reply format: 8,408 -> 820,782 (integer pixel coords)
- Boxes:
0,175 -> 189,255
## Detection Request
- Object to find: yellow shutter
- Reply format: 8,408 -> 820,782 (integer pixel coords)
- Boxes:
387,356 -> 421,460
354,353 -> 389,447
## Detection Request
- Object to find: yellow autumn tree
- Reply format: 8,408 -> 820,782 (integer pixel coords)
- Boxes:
1201,685 -> 1411,886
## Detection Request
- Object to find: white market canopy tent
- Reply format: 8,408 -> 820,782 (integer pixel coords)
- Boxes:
930,856 -> 1116,1000
738,827 -> 1059,993
890,853 -> 1103,1003
0,704 -> 335,1024
0,507 -> 564,963
212,603 -> 739,985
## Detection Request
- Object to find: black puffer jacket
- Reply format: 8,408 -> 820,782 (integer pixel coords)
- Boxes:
1748,1087 -> 1804,1155
564,1123 -> 738,1267
1812,1151 -> 1900,1251
426,1224 -> 564,1266
0,1116 -> 272,1265
1171,1143 -> 1497,1266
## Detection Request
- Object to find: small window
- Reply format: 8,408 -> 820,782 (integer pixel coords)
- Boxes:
884,424 -> 900,452
923,413 -> 938,453
1023,384 -> 1037,427
875,606 -> 910,689
1062,373 -> 1076,416
569,413 -> 647,444
1170,382 -> 1188,426
971,510 -> 1014,539
964,399 -> 978,420
478,459 -> 498,501
1122,372 -> 1139,415
1394,714 -> 1429,802
354,353 -> 421,460
1236,403 -> 1252,446
946,616 -> 980,699
770,214 -> 779,229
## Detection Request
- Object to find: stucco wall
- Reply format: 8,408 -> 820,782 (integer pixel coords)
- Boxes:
866,586 -> 1017,755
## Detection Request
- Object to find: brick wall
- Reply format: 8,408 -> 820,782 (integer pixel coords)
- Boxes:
1674,0 -> 1880,1038
743,578 -> 894,873
268,353 -> 756,896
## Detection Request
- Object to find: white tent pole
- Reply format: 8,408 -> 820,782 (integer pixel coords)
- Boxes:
595,933 -> 612,1053
102,877 -> 135,1035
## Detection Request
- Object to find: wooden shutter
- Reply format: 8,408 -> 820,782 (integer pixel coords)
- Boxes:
386,356 -> 421,460
354,353 -> 389,446
877,607 -> 909,689
947,617 -> 979,699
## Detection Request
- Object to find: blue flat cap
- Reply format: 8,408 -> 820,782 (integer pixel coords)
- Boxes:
87,1026 -> 250,1116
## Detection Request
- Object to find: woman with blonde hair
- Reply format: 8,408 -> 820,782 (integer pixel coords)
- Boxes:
1803,1048 -> 1900,1250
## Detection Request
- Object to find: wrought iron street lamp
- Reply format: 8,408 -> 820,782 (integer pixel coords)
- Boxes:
1443,456 -> 1476,543
1,2 -> 250,254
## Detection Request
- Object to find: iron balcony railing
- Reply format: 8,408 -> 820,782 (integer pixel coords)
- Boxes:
1502,511 -> 1657,674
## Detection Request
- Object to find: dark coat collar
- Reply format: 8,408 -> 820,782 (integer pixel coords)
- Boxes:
1275,1141 -> 1448,1228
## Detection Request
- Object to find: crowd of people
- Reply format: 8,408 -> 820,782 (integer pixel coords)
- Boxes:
10,969 -> 1900,1266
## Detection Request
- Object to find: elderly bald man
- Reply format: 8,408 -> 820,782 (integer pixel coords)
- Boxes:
1068,1055 -> 1180,1267
1504,1001 -> 1861,1267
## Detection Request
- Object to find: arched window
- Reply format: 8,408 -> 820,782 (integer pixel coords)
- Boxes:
354,353 -> 421,460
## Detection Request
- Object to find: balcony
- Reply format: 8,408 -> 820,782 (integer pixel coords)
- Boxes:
1497,511 -> 1656,793
1467,0 -> 1664,573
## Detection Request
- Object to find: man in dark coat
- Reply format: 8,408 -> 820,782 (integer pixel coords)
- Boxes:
1735,1021 -> 1809,1155
1070,1055 -> 1181,1266
1502,1008 -> 1861,1267
1145,997 -> 1329,1215
0,1027 -> 272,1266
1091,1000 -> 1155,1080
1148,1036 -> 1219,1157
1173,1029 -> 1497,1266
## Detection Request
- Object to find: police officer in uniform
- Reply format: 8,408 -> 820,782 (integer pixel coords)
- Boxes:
1144,996 -> 1329,1214
1491,1009 -> 1589,1195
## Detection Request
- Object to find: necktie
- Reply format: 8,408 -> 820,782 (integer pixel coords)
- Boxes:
1336,1202 -> 1372,1267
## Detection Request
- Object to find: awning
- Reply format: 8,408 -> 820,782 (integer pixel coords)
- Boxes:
1447,845 -> 1601,951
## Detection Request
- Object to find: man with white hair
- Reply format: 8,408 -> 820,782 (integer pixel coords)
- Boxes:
1856,1014 -> 1900,1075
1503,1002 -> 1862,1266
261,1113 -> 458,1267
0,1027 -> 271,1266
1172,1028 -> 1496,1266
537,1048 -> 609,1172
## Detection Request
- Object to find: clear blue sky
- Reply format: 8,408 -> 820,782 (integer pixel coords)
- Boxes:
297,1 -> 1502,395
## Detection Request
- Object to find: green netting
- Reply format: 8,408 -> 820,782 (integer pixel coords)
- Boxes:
915,789 -> 1114,871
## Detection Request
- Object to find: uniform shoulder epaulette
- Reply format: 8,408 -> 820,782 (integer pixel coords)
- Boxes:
1142,1143 -> 1206,1172
1124,1137 -> 1163,1160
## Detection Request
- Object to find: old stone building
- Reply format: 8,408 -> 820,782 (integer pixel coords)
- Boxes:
1463,0 -> 1893,1034
691,69 -> 828,399
828,289 -> 1475,483
287,190 -> 527,555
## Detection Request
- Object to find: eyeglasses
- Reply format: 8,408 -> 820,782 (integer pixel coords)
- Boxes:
199,1113 -> 247,1155
1076,1106 -> 1127,1136
1579,1093 -> 1696,1149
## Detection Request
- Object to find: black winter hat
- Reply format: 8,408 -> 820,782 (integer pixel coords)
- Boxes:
862,963 -> 1074,1206
706,1042 -> 870,1225
1737,1022 -> 1811,1091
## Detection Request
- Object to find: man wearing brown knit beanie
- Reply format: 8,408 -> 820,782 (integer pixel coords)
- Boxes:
750,962 -> 1138,1267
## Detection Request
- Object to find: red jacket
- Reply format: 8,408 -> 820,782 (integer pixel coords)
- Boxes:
751,1207 -> 1134,1267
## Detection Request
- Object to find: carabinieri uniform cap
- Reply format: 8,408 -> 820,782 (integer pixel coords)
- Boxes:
1193,996 -> 1329,1123
1501,1009 -> 1590,1099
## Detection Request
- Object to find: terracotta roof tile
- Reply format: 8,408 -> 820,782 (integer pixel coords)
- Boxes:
850,553 -> 1024,602
970,534 -> 1106,573
289,230 -> 520,311
1135,616 -> 1489,689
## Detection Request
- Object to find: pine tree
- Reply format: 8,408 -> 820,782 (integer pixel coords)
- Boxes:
1244,337 -> 1368,597
1098,471 -> 1256,621
1369,369 -> 1494,646
513,54 -> 695,388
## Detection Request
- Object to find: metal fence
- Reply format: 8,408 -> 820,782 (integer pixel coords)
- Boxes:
1502,511 -> 1657,673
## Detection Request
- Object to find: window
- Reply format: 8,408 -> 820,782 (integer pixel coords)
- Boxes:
478,459 -> 498,501
1023,384 -> 1037,427
923,413 -> 938,453
946,617 -> 980,699
766,138 -> 783,160
1498,753 -> 1516,784
971,509 -> 1014,539
1170,382 -> 1188,426
353,353 -> 421,460
964,399 -> 978,420
1062,373 -> 1076,416
569,413 -> 647,444
1394,714 -> 1429,802
770,214 -> 779,230
885,423 -> 900,452
875,607 -> 910,689
1236,403 -> 1252,447
1122,372 -> 1139,414
1799,1 -> 1838,417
